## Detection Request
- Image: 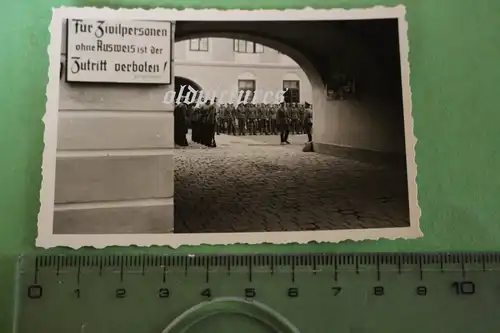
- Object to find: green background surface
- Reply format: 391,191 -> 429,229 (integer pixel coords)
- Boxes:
1,0 -> 499,331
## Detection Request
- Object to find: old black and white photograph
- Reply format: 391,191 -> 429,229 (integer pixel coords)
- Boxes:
36,6 -> 420,248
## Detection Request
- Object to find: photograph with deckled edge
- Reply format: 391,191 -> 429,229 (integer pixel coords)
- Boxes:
35,6 -> 421,248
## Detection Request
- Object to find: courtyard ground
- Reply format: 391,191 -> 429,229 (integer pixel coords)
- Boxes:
174,132 -> 410,233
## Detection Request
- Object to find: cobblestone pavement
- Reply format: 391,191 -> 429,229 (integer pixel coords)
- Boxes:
174,132 -> 410,233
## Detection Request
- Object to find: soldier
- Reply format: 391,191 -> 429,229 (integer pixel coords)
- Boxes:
247,103 -> 257,135
207,100 -> 217,147
270,104 -> 278,135
298,103 -> 305,134
190,104 -> 200,143
225,103 -> 236,135
276,102 -> 290,144
219,103 -> 227,134
244,104 -> 251,135
215,102 -> 223,135
289,103 -> 299,134
253,103 -> 259,135
259,103 -> 269,135
236,103 -> 246,135
255,104 -> 262,134
303,102 -> 313,142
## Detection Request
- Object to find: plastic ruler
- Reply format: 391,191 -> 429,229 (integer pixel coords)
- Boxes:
13,252 -> 500,333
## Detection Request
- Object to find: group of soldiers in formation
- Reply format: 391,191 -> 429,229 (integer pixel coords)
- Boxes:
174,99 -> 313,148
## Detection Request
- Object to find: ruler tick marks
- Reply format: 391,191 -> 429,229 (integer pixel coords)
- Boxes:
205,261 -> 210,283
249,261 -> 253,282
33,257 -> 39,284
376,257 -> 381,281
20,252 -> 500,333
334,257 -> 338,282
77,258 -> 81,285
56,257 -> 60,276
120,260 -> 124,282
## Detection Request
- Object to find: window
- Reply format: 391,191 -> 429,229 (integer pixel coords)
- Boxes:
238,80 -> 256,102
233,39 -> 264,53
283,80 -> 300,104
189,38 -> 209,51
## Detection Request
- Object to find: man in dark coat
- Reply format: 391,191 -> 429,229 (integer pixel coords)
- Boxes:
199,100 -> 210,146
174,99 -> 189,146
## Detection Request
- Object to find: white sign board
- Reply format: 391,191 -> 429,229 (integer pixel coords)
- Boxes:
65,19 -> 172,84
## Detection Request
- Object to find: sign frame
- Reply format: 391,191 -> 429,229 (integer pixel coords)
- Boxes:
64,18 -> 173,85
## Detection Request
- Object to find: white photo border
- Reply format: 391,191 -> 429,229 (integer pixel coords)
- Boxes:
37,5 -> 421,249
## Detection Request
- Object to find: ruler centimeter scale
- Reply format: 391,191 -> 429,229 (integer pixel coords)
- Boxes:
13,253 -> 500,333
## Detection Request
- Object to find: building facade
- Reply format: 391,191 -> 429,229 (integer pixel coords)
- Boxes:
174,38 -> 313,104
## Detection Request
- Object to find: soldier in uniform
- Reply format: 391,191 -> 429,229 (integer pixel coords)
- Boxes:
276,102 -> 290,144
244,104 -> 251,135
303,102 -> 313,142
190,104 -> 199,143
289,103 -> 299,134
269,104 -> 277,135
297,104 -> 305,134
259,104 -> 269,135
215,102 -> 223,135
247,103 -> 257,135
219,103 -> 227,134
255,104 -> 263,134
225,103 -> 236,135
207,100 -> 217,147
267,104 -> 273,134
236,103 -> 246,135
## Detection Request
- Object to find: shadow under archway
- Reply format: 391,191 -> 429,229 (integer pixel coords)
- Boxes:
175,76 -> 203,102
171,31 -> 411,235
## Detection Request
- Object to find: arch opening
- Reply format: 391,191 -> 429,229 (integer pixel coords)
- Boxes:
172,35 -> 318,143
175,32 -> 324,96
174,76 -> 203,102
